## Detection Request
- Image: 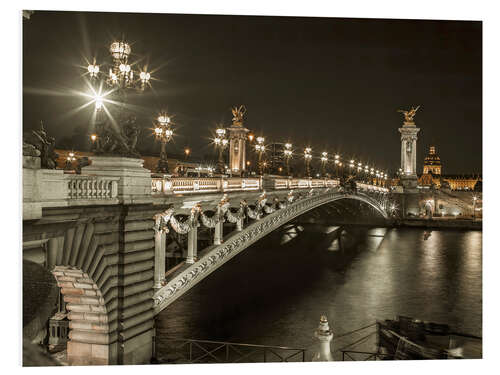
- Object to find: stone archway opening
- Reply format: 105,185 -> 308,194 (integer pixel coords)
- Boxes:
51,266 -> 110,365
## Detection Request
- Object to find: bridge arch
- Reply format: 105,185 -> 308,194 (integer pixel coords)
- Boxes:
51,266 -> 111,365
153,189 -> 390,313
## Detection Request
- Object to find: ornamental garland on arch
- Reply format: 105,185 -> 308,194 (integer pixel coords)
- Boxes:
154,188 -> 324,234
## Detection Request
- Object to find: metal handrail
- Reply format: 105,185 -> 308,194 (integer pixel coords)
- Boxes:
156,337 -> 306,363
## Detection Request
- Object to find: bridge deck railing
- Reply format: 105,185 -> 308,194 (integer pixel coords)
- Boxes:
152,176 -> 343,195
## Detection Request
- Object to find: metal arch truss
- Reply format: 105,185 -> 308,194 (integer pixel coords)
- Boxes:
153,188 -> 392,313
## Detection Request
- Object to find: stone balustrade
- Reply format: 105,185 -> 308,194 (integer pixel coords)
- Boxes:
356,182 -> 389,193
152,176 -> 343,195
67,176 -> 119,200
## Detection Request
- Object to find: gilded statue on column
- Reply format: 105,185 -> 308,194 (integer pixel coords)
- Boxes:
231,105 -> 246,126
397,105 -> 420,125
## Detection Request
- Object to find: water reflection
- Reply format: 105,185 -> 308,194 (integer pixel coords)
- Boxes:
157,227 -> 482,360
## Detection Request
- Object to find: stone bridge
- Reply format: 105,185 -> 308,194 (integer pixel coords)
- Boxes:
22,156 -> 391,365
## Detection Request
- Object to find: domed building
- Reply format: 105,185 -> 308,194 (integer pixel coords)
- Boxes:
418,145 -> 481,190
423,146 -> 442,175
418,146 -> 442,188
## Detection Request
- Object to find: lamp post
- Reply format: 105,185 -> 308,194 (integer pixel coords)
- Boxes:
214,128 -> 228,175
154,113 -> 173,174
284,143 -> 293,176
349,160 -> 355,177
473,196 -> 477,221
304,147 -> 312,177
334,154 -> 340,177
85,40 -> 152,157
321,152 -> 328,177
255,136 -> 266,175
65,152 -> 77,171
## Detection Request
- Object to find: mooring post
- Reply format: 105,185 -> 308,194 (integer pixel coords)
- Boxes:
312,315 -> 334,361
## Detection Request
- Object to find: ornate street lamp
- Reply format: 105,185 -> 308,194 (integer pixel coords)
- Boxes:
321,152 -> 328,177
304,147 -> 312,177
214,127 -> 229,174
65,152 -> 77,170
255,136 -> 266,175
84,40 -> 153,157
334,154 -> 340,177
153,113 -> 173,173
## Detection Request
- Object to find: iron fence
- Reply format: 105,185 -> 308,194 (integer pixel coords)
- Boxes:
156,337 -> 306,364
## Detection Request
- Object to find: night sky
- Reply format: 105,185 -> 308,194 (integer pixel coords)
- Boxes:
23,11 -> 482,174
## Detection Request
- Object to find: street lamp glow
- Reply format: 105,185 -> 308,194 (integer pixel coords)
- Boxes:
94,95 -> 103,110
90,134 -> 97,142
139,71 -> 151,83
285,143 -> 292,149
216,128 -> 226,136
158,115 -> 170,125
257,136 -> 265,144
87,64 -> 99,77
335,154 -> 340,159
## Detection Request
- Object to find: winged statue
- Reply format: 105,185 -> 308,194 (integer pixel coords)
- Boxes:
397,105 -> 420,123
231,105 -> 246,125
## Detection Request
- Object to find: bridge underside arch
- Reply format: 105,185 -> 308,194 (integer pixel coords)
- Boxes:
294,195 -> 389,225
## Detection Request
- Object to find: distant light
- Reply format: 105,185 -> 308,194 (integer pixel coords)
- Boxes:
90,134 -> 97,142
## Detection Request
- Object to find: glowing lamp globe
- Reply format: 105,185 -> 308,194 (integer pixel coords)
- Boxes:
110,41 -> 131,61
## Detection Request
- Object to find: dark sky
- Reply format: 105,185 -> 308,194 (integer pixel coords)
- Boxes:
23,11 -> 482,174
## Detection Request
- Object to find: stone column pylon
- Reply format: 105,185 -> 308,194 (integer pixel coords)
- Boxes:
186,224 -> 198,264
153,218 -> 166,289
227,106 -> 250,176
398,120 -> 420,190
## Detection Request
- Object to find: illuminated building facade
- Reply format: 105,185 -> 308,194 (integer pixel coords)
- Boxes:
418,145 -> 481,191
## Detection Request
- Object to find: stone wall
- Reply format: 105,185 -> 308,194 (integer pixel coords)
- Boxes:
22,203 -> 158,365
394,190 -> 481,218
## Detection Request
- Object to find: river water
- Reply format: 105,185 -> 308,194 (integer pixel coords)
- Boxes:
156,226 -> 482,361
